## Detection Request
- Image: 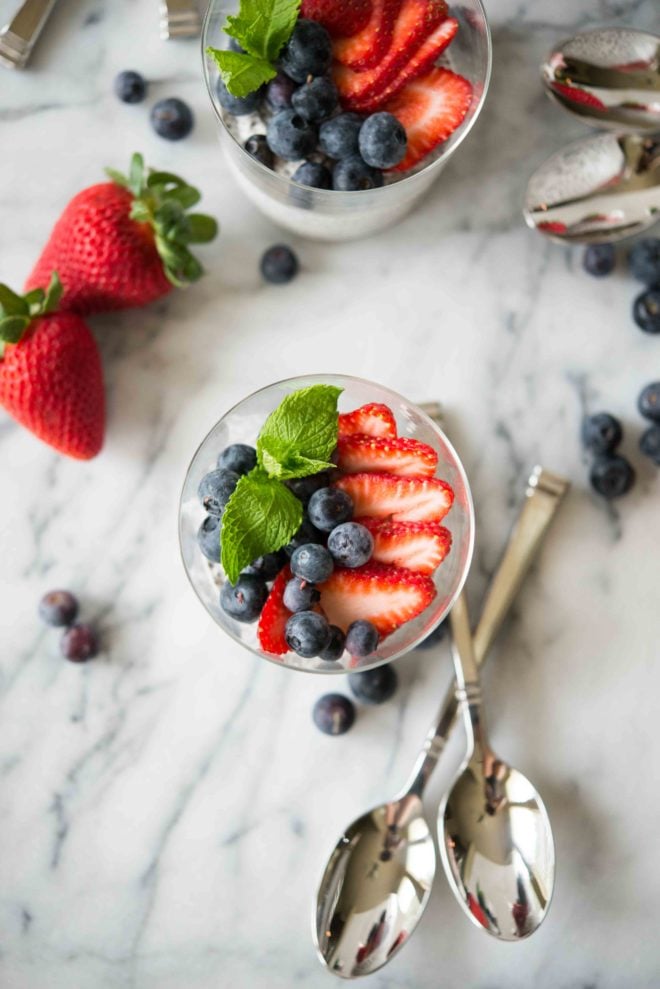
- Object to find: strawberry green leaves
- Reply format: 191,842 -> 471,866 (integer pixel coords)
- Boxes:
0,272 -> 62,357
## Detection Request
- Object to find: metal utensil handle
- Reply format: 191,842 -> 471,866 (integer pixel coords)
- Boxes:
403,465 -> 569,798
0,0 -> 58,69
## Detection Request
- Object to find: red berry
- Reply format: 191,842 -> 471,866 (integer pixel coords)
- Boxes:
61,623 -> 99,662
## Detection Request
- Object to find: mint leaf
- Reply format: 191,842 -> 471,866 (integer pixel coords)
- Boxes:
207,48 -> 276,99
221,469 -> 303,583
257,384 -> 342,481
224,0 -> 301,61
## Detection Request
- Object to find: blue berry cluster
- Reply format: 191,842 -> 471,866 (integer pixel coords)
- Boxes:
38,589 -> 99,663
113,70 -> 195,141
583,237 -> 660,335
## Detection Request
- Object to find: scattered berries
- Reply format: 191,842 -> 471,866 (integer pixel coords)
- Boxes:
39,590 -> 79,627
220,575 -> 268,622
114,70 -> 147,104
589,454 -> 636,499
640,426 -> 660,465
633,289 -> 660,334
260,244 -> 299,284
313,693 -> 355,735
61,623 -> 99,663
345,619 -> 379,656
638,382 -> 660,423
581,413 -> 623,455
150,98 -> 194,140
583,243 -> 616,277
628,238 -> 660,285
348,663 -> 398,704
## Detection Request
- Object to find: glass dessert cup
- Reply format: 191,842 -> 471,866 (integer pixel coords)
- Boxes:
179,374 -> 475,673
201,1 -> 492,242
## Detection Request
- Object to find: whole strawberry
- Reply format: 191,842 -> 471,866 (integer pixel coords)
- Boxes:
0,273 -> 105,459
25,154 -> 218,314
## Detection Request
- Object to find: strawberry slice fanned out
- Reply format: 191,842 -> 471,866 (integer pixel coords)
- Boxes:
359,517 -> 452,574
319,561 -> 436,637
386,67 -> 472,172
337,434 -> 438,477
257,566 -> 292,656
332,0 -> 402,71
334,472 -> 454,522
338,402 -> 397,439
302,0 -> 373,37
333,0 -> 448,109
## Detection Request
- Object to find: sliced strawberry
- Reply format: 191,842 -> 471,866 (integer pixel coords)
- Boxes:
257,566 -> 292,656
359,517 -> 451,574
334,472 -> 454,521
385,67 -> 472,172
332,0 -> 402,71
319,561 -> 436,636
338,402 -> 397,440
549,81 -> 606,112
350,17 -> 458,112
302,0 -> 373,38
337,434 -> 438,477
333,0 -> 448,108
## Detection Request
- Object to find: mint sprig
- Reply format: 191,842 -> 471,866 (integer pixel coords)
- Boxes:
206,0 -> 301,99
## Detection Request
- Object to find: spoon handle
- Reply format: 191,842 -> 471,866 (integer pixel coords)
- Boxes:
403,466 -> 569,798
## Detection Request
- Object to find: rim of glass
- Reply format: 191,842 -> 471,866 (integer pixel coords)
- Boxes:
200,0 -> 493,201
178,373 -> 476,674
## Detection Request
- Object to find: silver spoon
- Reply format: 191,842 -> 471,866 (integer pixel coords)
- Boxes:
314,467 -> 568,978
523,130 -> 660,244
541,27 -> 660,133
439,593 -> 554,940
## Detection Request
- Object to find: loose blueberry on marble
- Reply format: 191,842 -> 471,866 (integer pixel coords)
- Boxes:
292,161 -> 332,189
345,619 -> 379,658
279,19 -> 332,83
220,575 -> 268,623
260,244 -> 299,284
216,77 -> 260,115
327,522 -> 373,568
244,134 -> 275,169
640,426 -> 660,465
290,543 -> 334,583
266,109 -> 317,161
285,610 -> 331,657
348,664 -> 398,704
284,518 -> 323,556
283,577 -> 321,612
286,471 -> 331,504
358,112 -> 407,169
150,98 -> 194,140
242,551 -> 286,580
291,77 -> 338,123
319,625 -> 346,661
414,620 -> 447,649
628,238 -> 660,285
266,71 -> 297,110
61,623 -> 99,663
39,590 -> 79,627
638,382 -> 660,423
113,70 -> 147,104
217,443 -> 257,476
332,155 -> 383,191
308,487 -> 353,532
319,113 -> 363,159
313,693 -> 355,735
581,413 -> 623,455
198,468 -> 239,515
583,243 -> 616,277
197,515 -> 222,563
633,289 -> 660,334
589,454 -> 635,499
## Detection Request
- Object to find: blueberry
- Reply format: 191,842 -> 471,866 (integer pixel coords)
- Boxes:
244,134 -> 274,168
220,575 -> 268,623
266,109 -> 317,161
291,77 -> 338,122
113,70 -> 147,104
332,155 -> 383,191
348,664 -> 398,704
150,98 -> 194,140
216,77 -> 260,115
61,624 -> 99,663
327,522 -> 373,568
290,543 -> 334,582
283,577 -> 320,612
197,515 -> 222,562
242,551 -> 286,579
628,238 -> 660,285
345,619 -> 379,657
279,18 -> 332,83
308,487 -> 353,532
319,625 -> 346,661
589,454 -> 635,499
638,382 -> 660,423
414,620 -> 447,650
640,425 -> 660,465
198,468 -> 239,515
292,161 -> 332,189
39,590 -> 79,627
581,413 -> 623,455
313,693 -> 355,735
261,244 -> 299,284
359,112 -> 407,169
583,243 -> 616,277
633,289 -> 660,334
266,71 -> 298,110
286,471 -> 332,504
319,113 -> 363,159
285,610 -> 331,657
284,518 -> 324,556
217,443 -> 257,476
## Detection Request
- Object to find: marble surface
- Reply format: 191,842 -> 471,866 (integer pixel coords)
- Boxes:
1,1 -> 660,986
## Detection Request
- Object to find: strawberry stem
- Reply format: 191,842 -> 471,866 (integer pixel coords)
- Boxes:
0,272 -> 62,357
